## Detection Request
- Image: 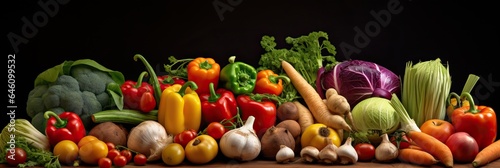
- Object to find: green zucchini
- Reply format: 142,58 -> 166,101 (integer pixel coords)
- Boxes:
92,109 -> 158,125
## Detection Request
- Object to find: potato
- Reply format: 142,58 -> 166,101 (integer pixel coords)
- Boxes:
277,102 -> 299,121
88,122 -> 128,146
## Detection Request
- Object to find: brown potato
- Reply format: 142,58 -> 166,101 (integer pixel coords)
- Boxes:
88,122 -> 128,146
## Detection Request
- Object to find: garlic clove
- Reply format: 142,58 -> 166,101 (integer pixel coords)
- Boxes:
276,145 -> 295,163
300,146 -> 320,163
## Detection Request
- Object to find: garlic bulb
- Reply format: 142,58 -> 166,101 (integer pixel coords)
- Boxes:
336,137 -> 358,164
375,133 -> 399,162
276,145 -> 295,163
219,116 -> 261,161
127,121 -> 173,161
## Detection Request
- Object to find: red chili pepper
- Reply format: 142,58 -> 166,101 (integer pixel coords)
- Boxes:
157,75 -> 185,91
254,69 -> 290,96
451,92 -> 497,150
237,94 -> 277,138
44,111 -> 86,147
121,71 -> 156,113
200,83 -> 238,127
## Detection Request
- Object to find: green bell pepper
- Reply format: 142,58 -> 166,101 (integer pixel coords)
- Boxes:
219,56 -> 257,95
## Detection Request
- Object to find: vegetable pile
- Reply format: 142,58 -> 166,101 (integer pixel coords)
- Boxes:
1,31 -> 499,168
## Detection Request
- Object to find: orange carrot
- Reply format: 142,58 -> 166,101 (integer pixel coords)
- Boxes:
472,140 -> 500,167
407,144 -> 423,151
281,60 -> 351,131
407,131 -> 453,167
398,148 -> 439,166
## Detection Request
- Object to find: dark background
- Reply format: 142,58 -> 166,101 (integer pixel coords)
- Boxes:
2,1 -> 499,137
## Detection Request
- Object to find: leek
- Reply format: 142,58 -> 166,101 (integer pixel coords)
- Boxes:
401,58 -> 452,127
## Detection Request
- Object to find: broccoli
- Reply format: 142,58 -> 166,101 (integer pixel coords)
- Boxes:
26,59 -> 125,134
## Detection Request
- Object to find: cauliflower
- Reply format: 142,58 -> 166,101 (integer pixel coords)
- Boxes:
26,60 -> 124,133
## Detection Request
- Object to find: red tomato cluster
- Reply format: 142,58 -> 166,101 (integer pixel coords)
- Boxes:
98,142 -> 147,168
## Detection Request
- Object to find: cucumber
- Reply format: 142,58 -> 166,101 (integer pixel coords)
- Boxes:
92,109 -> 158,125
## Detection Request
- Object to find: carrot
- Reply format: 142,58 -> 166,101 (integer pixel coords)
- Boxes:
472,140 -> 500,167
281,60 -> 351,131
407,131 -> 453,167
407,144 -> 423,151
293,101 -> 315,133
398,148 -> 439,166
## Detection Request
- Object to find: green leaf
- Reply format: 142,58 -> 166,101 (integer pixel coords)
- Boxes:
107,82 -> 124,110
33,61 -> 74,87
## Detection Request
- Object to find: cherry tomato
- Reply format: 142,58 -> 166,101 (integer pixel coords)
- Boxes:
390,133 -> 413,149
105,142 -> 116,151
133,153 -> 147,166
98,157 -> 112,168
162,143 -> 185,166
206,122 -> 226,140
53,140 -> 79,165
113,155 -> 128,167
354,143 -> 375,162
107,149 -> 121,160
120,149 -> 133,163
174,129 -> 198,148
5,147 -> 27,166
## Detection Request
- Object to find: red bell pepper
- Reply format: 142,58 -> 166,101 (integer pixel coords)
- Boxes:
157,75 -> 185,91
121,71 -> 156,113
237,94 -> 277,138
200,83 -> 238,127
44,111 -> 86,147
451,92 -> 497,150
254,69 -> 290,96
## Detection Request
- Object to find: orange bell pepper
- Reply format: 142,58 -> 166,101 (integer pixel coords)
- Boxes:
253,69 -> 290,96
187,57 -> 220,95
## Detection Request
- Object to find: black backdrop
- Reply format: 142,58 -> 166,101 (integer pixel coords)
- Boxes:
2,1 -> 499,138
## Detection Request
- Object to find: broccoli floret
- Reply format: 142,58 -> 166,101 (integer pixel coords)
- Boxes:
26,64 -> 121,134
71,65 -> 114,94
26,85 -> 48,118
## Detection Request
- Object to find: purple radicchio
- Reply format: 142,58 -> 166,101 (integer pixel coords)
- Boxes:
319,60 -> 400,107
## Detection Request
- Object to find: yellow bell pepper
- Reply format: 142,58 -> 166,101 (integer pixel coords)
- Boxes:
301,123 -> 341,150
158,81 -> 201,135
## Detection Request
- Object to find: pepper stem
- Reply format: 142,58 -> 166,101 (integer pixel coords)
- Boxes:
134,71 -> 149,88
134,54 -> 162,105
199,60 -> 213,70
161,76 -> 175,84
269,75 -> 290,84
228,56 -> 236,64
446,92 -> 461,108
43,111 -> 67,128
178,81 -> 198,97
207,83 -> 220,103
461,92 -> 479,113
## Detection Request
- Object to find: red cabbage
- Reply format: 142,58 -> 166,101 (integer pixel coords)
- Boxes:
319,60 -> 400,107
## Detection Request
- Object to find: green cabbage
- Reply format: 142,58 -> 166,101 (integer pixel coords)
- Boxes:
351,97 -> 399,133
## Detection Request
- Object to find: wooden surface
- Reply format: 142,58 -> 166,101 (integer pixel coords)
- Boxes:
4,158 -> 492,168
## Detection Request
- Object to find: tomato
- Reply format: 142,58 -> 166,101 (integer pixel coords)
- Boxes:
5,147 -> 27,166
107,149 -> 121,160
420,119 -> 455,143
105,142 -> 116,151
162,143 -> 185,166
206,122 -> 226,140
185,135 -> 218,164
98,157 -> 112,168
133,153 -> 147,166
390,133 -> 412,149
53,140 -> 79,165
120,149 -> 133,163
174,129 -> 198,148
354,143 -> 375,162
78,135 -> 99,148
445,132 -> 479,163
113,155 -> 128,167
79,139 -> 109,165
